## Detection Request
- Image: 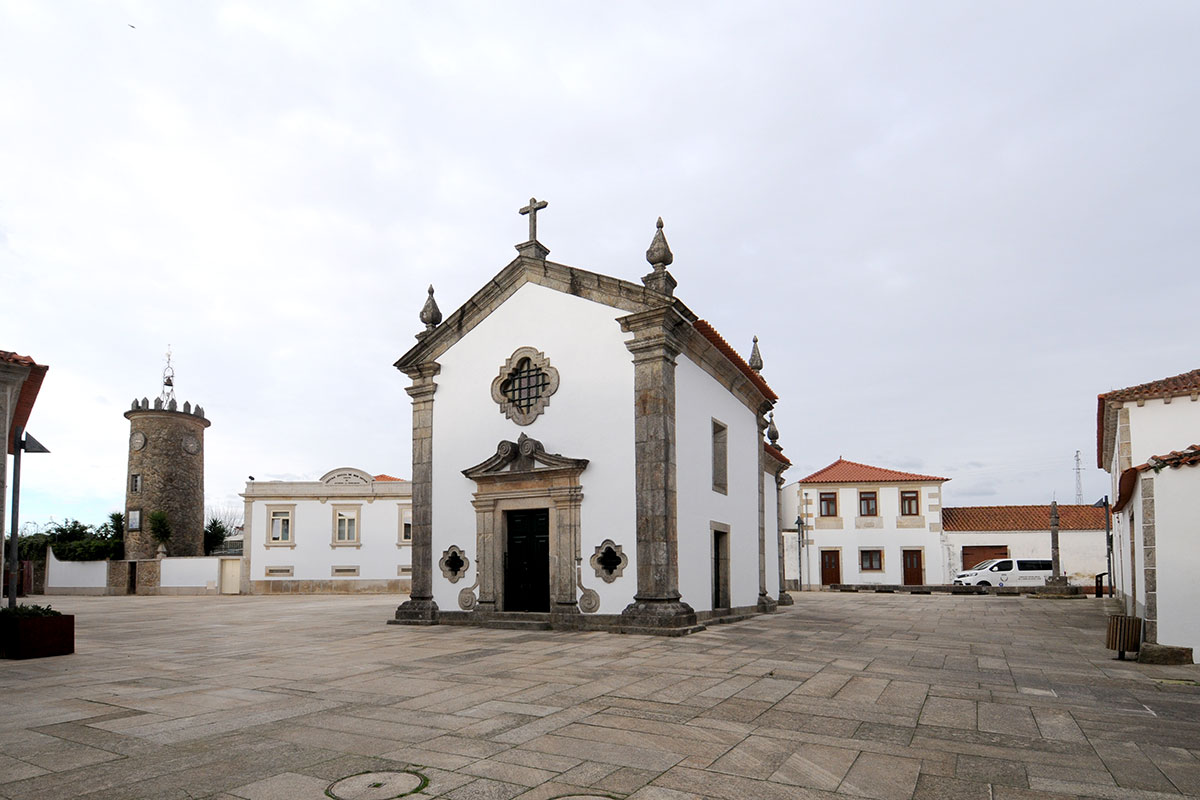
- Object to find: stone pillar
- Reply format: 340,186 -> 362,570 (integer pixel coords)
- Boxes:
775,472 -> 793,605
1045,500 -> 1068,588
393,363 -> 440,624
551,487 -> 584,621
472,497 -> 497,613
618,308 -> 696,632
756,414 -> 775,612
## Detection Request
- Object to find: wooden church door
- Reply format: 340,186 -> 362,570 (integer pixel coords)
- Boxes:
504,509 -> 550,612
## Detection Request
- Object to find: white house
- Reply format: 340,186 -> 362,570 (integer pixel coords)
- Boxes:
942,505 -> 1108,584
391,205 -> 787,635
241,468 -> 413,593
782,458 -> 948,588
1099,368 -> 1200,652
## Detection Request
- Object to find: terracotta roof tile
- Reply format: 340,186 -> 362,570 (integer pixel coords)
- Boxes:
1,350 -> 48,455
763,442 -> 791,466
798,458 -> 948,484
942,505 -> 1108,531
1113,444 -> 1200,512
1096,368 -> 1200,467
691,320 -> 778,402
373,474 -> 407,482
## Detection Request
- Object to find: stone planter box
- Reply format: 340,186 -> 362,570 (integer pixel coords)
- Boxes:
0,615 -> 74,659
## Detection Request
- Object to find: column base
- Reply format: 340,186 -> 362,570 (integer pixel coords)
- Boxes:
757,594 -> 779,613
390,597 -> 439,625
777,591 -> 794,606
1044,576 -> 1070,588
619,598 -> 701,635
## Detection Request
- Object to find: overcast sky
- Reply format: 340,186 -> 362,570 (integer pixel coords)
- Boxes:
3,1 -> 1198,531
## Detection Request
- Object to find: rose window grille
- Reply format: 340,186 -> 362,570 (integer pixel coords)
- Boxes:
491,347 -> 560,425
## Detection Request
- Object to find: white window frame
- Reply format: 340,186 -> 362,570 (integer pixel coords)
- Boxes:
265,504 -> 296,548
331,504 -> 362,548
397,505 -> 413,547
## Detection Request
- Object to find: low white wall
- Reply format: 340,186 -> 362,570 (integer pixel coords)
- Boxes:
944,530 -> 1107,583
45,548 -> 107,590
1154,468 -> 1199,653
160,557 -> 220,589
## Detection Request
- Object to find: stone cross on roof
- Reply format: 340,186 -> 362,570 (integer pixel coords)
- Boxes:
519,197 -> 548,242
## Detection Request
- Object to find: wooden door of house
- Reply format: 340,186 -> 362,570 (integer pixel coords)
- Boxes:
820,550 -> 841,586
504,509 -> 550,612
902,550 -> 923,586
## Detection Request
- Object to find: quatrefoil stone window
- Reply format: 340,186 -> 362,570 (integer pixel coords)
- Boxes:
439,545 -> 470,583
589,539 -> 628,584
490,347 -> 560,425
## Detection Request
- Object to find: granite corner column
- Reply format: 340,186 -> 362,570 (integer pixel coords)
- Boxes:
617,308 -> 698,634
774,472 -> 793,605
756,411 -> 777,613
392,361 -> 441,625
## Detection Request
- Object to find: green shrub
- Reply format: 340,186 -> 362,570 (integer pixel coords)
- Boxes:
0,603 -> 62,618
148,511 -> 172,546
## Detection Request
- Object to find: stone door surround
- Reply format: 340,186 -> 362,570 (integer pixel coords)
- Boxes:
462,435 -> 587,622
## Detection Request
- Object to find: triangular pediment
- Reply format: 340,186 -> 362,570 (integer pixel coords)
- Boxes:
463,434 -> 588,479
395,255 -> 696,374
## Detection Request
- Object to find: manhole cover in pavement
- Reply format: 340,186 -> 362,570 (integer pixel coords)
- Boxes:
327,770 -> 426,800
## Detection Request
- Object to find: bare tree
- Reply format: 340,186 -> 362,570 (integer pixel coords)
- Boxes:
205,504 -> 244,531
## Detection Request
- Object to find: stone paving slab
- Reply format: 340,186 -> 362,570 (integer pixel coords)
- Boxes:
1,593 -> 1198,799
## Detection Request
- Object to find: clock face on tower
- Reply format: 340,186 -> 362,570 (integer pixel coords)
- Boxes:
182,435 -> 201,455
130,431 -> 146,451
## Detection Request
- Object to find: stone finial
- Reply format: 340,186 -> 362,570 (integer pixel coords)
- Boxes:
419,285 -> 442,332
767,412 -> 781,451
130,399 -> 139,411
168,398 -> 177,411
154,397 -> 163,410
195,405 -> 204,418
641,217 -> 677,297
749,336 -> 763,373
182,401 -> 191,414
645,217 -> 673,268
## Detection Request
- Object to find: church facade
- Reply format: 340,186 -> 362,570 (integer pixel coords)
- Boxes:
392,202 -> 789,635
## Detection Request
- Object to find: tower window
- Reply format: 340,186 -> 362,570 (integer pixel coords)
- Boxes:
130,474 -> 142,493
127,509 -> 141,530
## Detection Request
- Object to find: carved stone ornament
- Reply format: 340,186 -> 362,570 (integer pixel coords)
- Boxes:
438,545 -> 470,583
462,433 -> 589,479
458,586 -> 478,610
578,588 -> 600,613
490,347 -> 560,426
589,539 -> 628,584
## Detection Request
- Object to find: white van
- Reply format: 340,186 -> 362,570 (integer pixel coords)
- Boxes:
953,558 -> 1054,587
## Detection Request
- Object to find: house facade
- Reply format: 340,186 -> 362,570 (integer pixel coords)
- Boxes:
782,459 -> 948,588
241,468 -> 413,593
1099,368 -> 1200,652
391,205 -> 787,635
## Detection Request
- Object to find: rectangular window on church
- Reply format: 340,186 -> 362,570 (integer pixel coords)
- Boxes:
900,491 -> 920,516
819,492 -> 838,517
859,491 -> 878,517
130,474 -> 141,493
331,505 -> 361,547
712,419 -> 728,494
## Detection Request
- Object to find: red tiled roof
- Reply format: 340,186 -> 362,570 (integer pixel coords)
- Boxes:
763,442 -> 791,466
1113,444 -> 1200,512
798,458 -> 948,484
373,474 -> 407,482
1,350 -> 48,455
1096,368 -> 1200,468
943,505 -> 1108,532
691,320 -> 778,403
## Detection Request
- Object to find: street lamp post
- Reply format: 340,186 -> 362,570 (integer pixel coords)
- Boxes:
7,425 -> 49,609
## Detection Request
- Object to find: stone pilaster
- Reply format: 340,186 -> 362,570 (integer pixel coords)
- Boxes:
1141,474 -> 1157,643
393,362 -> 440,625
618,308 -> 696,632
775,473 -> 793,605
756,414 -> 775,612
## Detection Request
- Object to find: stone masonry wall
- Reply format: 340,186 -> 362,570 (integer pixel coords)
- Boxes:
124,408 -> 210,559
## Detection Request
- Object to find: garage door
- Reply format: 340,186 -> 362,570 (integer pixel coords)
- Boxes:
962,545 -> 1008,571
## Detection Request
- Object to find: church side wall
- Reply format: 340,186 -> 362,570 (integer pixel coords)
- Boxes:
674,355 -> 760,613
1127,399 -> 1200,467
430,283 -> 637,614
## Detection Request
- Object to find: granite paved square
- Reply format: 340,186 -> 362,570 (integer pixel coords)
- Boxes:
1,592 -> 1197,799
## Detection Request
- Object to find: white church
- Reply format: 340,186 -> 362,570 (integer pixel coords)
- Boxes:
391,200 -> 791,635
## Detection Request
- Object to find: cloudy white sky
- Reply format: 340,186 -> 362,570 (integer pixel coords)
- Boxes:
3,1 -> 1197,530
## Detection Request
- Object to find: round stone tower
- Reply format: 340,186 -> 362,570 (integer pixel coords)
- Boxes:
123,354 -> 210,559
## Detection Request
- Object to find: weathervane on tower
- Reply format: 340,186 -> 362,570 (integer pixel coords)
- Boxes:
160,345 -> 176,405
